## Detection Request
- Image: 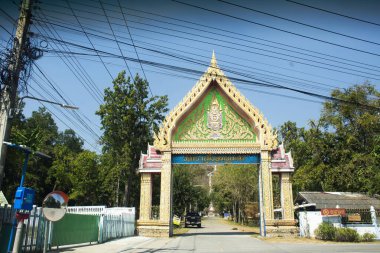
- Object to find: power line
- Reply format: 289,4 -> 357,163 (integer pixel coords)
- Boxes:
217,0 -> 380,46
122,12 -> 380,73
98,0 -> 133,78
34,3 -> 380,80
67,52 -> 326,105
286,0 -> 380,27
32,18 -> 380,81
36,11 -> 359,87
122,6 -> 380,70
172,0 -> 380,57
0,7 -> 17,25
30,69 -> 101,141
36,37 -> 380,112
125,20 -> 380,79
65,0 -> 114,80
0,25 -> 12,36
40,1 -> 380,71
30,15 -> 104,142
117,0 -> 153,96
28,88 -> 100,152
33,12 -> 104,103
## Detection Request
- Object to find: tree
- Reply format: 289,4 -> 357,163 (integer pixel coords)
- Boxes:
212,165 -> 259,223
48,129 -> 84,193
70,151 -> 100,205
96,71 -> 168,206
172,165 -> 210,216
57,129 -> 83,153
172,166 -> 195,216
280,83 -> 380,195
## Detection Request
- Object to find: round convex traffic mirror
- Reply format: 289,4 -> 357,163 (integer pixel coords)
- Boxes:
42,191 -> 69,222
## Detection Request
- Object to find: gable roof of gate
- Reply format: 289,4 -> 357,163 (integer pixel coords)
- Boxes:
153,52 -> 277,152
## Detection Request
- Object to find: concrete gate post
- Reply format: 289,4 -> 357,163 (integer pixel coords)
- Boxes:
261,150 -> 274,221
280,172 -> 294,220
159,151 -> 172,237
139,173 -> 153,221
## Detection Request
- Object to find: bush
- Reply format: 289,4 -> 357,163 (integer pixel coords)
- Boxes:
334,227 -> 360,242
315,222 -> 336,241
360,233 -> 376,242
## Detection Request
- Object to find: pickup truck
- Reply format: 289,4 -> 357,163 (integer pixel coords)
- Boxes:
185,212 -> 201,228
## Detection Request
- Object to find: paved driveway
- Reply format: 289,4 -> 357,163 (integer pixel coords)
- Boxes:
57,217 -> 380,253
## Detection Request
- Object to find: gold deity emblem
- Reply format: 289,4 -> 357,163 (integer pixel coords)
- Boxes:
207,96 -> 223,139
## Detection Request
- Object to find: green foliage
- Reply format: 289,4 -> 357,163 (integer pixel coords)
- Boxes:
280,84 -> 380,195
360,232 -> 376,242
172,165 -> 210,216
70,151 -> 100,205
315,223 -> 373,243
2,72 -> 169,208
212,164 -> 258,223
334,227 -> 360,242
96,72 -> 168,206
314,222 -> 336,241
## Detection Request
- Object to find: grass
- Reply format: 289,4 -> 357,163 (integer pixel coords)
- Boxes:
173,227 -> 189,236
221,218 -> 260,234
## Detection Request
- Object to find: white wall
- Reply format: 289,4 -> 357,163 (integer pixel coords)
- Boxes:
298,211 -> 380,238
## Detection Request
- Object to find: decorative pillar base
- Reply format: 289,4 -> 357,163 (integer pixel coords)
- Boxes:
265,219 -> 299,237
137,220 -> 170,237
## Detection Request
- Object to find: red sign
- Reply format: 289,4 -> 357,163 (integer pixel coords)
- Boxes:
321,208 -> 346,216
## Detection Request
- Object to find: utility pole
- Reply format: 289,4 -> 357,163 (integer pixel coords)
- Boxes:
0,0 -> 33,189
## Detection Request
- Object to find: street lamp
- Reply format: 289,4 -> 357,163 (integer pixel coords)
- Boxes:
20,95 -> 79,110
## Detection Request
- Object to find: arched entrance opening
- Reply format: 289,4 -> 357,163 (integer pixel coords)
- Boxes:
137,53 -> 296,237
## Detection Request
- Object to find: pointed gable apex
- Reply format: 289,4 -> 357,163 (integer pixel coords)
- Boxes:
154,52 -> 277,152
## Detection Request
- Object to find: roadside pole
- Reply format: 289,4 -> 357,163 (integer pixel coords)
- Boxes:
0,0 -> 33,189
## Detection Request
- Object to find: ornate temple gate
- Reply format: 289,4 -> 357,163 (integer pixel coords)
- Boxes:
137,53 -> 297,237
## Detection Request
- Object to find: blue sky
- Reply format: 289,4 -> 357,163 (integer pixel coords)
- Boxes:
1,0 -> 379,152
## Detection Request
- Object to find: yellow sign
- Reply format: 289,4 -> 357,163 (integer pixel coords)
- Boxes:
348,214 -> 361,222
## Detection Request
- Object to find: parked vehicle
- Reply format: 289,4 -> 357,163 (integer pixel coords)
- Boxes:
185,212 -> 201,228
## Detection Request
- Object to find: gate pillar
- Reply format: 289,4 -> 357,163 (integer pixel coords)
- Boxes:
280,172 -> 294,220
261,150 -> 274,221
139,173 -> 152,221
159,151 -> 172,236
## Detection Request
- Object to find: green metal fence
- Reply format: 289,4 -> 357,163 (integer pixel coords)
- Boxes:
51,213 -> 100,247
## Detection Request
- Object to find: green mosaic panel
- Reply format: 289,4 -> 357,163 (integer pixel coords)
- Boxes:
173,87 -> 256,142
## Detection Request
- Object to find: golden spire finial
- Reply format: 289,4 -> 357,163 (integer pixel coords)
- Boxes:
210,50 -> 218,68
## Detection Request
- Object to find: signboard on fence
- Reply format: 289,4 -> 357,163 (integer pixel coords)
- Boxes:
321,208 -> 346,216
348,214 -> 361,222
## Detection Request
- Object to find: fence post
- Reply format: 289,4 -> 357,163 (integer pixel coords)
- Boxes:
370,206 -> 380,239
98,215 -> 103,243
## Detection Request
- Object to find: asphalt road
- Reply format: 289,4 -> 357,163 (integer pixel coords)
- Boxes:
57,217 -> 380,253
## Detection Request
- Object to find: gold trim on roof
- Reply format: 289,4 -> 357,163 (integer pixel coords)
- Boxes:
154,53 -> 278,151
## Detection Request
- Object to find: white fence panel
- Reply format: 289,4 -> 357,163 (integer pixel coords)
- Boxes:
100,207 -> 135,243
